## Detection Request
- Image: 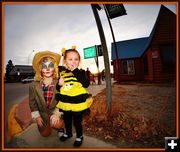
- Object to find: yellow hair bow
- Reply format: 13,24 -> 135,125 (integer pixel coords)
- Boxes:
71,46 -> 76,49
61,48 -> 66,53
61,46 -> 77,54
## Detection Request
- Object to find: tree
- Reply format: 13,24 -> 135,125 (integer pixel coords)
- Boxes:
5,60 -> 14,81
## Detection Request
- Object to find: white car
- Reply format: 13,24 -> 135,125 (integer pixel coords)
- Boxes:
21,76 -> 34,83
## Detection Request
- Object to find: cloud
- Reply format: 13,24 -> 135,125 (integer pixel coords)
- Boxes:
4,4 -> 95,64
4,3 -> 176,70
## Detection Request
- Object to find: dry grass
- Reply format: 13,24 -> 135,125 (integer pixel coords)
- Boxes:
83,82 -> 176,147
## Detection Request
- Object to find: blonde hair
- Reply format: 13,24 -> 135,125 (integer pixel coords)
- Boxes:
34,57 -> 59,81
63,49 -> 82,68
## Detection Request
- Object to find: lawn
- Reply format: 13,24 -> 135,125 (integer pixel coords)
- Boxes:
83,82 -> 176,148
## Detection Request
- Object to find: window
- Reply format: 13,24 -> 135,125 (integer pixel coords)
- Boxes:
121,60 -> 135,75
122,61 -> 128,74
159,44 -> 176,73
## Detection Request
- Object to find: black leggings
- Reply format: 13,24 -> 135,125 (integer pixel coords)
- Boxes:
63,111 -> 83,138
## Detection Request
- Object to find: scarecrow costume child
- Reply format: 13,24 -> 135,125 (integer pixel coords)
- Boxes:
55,47 -> 93,147
29,51 -> 64,137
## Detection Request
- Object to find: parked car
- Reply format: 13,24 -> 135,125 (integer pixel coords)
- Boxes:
21,76 -> 34,83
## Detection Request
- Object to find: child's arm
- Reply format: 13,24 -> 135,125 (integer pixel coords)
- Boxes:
56,82 -> 61,91
29,83 -> 40,119
55,79 -> 63,101
72,68 -> 90,88
56,76 -> 64,90
29,83 -> 44,127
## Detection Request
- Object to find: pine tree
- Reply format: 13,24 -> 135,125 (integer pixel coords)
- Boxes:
5,60 -> 14,82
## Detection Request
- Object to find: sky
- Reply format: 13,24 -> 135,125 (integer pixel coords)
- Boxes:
3,3 -> 176,73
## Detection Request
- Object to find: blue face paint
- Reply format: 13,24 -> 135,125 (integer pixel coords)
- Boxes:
41,62 -> 54,69
42,63 -> 47,69
48,62 -> 54,68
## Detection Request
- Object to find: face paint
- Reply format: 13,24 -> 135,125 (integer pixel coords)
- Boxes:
48,62 -> 54,68
42,57 -> 49,63
42,63 -> 47,69
41,62 -> 54,69
41,58 -> 55,78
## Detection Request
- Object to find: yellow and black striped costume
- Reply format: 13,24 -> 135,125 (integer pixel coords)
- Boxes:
56,68 -> 93,112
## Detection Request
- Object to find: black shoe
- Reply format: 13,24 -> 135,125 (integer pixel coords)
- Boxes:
73,136 -> 83,147
59,134 -> 72,141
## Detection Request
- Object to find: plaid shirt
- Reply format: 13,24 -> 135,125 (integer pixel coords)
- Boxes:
41,80 -> 54,109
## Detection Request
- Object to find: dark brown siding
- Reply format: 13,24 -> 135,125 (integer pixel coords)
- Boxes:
146,6 -> 176,81
151,7 -> 176,45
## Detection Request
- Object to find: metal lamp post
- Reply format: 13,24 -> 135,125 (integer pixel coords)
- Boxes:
91,4 -> 127,111
28,50 -> 35,65
103,4 -> 127,83
91,4 -> 112,112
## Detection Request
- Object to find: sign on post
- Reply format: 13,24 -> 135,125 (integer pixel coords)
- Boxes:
105,4 -> 127,19
152,51 -> 159,58
96,45 -> 103,56
83,46 -> 96,59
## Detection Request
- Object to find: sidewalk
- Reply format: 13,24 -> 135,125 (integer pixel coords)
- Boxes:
9,80 -> 117,148
87,80 -> 106,96
10,123 -> 116,148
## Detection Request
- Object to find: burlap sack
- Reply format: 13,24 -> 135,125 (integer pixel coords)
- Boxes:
15,98 -> 33,130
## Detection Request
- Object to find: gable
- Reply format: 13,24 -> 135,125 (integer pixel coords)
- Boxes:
111,5 -> 176,60
111,37 -> 149,60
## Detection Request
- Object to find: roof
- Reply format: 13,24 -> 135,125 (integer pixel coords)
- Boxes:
111,5 -> 175,60
9,65 -> 35,75
111,37 -> 149,60
142,5 -> 176,56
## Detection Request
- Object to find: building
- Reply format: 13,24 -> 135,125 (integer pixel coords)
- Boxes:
9,65 -> 35,82
111,5 -> 176,82
8,65 -> 64,82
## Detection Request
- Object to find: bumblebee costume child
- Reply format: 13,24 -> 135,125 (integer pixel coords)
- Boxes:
56,67 -> 93,111
55,47 -> 93,147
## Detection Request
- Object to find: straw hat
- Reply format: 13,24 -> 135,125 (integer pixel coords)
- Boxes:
32,51 -> 61,71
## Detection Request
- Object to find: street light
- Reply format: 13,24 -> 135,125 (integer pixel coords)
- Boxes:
91,4 -> 127,111
28,50 -> 35,65
17,68 -> 20,82
17,68 -> 20,75
103,4 -> 127,83
91,4 -> 112,112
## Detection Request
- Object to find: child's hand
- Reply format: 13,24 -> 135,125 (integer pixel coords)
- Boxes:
50,115 -> 59,124
36,116 -> 44,127
58,77 -> 64,86
68,64 -> 78,71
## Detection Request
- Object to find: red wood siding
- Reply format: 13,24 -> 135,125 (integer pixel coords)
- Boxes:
145,7 -> 176,81
143,48 -> 154,81
113,58 -> 143,81
113,6 -> 176,82
151,8 -> 176,45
